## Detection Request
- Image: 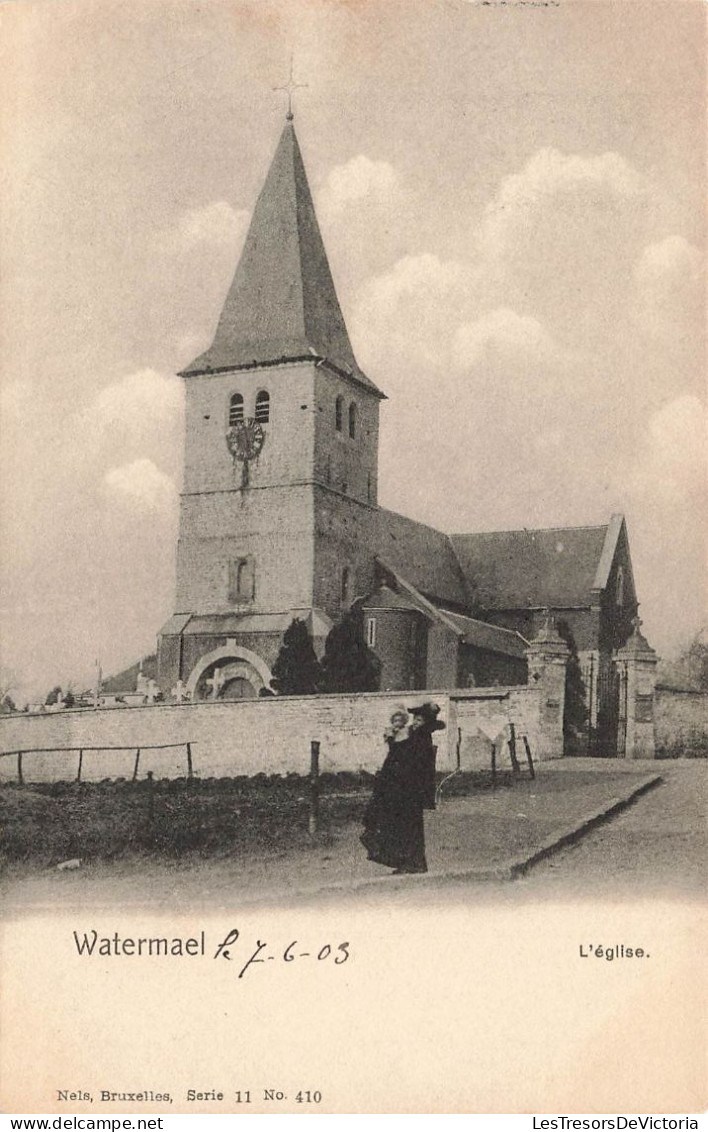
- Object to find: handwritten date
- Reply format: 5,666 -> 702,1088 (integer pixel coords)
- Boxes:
214,929 -> 350,978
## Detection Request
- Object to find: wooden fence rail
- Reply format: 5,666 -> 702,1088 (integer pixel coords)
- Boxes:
0,742 -> 194,784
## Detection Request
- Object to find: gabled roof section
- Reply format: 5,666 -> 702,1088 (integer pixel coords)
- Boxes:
362,584 -> 426,613
374,561 -> 466,635
450,522 -> 613,610
373,508 -> 471,609
181,118 -> 383,396
592,514 -> 632,592
370,565 -> 528,660
442,611 -> 529,658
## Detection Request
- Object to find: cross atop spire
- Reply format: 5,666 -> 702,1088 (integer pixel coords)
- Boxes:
273,55 -> 308,121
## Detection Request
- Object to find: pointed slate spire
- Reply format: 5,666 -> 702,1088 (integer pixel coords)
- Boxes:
182,119 -> 382,395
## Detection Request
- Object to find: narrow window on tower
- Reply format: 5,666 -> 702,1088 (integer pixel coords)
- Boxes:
237,559 -> 248,596
255,390 -> 270,423
335,395 -> 344,432
367,617 -> 377,648
341,566 -> 350,603
228,556 -> 255,604
367,472 -> 372,502
229,393 -> 244,426
348,401 -> 357,439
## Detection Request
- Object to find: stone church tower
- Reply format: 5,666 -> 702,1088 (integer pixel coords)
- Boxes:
157,115 -> 385,699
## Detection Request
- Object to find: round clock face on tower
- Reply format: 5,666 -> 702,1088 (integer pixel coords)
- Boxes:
226,418 -> 266,462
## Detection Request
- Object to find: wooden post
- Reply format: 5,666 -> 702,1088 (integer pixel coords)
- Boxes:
146,770 -> 155,823
186,741 -> 193,780
455,728 -> 462,770
76,749 -> 83,783
132,748 -> 141,782
309,740 -> 320,834
17,752 -> 23,785
508,723 -> 520,774
490,743 -> 496,790
523,736 -> 536,780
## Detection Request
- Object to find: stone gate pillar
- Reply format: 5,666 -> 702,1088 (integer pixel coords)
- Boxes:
525,614 -> 570,760
615,617 -> 658,759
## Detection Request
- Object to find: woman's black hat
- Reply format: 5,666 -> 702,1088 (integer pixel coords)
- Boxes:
408,701 -> 446,730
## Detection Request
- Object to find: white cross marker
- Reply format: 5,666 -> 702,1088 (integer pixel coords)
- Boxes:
171,679 -> 187,703
205,668 -> 224,700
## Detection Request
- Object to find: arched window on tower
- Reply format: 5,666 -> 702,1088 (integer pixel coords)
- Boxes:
335,395 -> 344,432
255,390 -> 270,423
348,401 -> 357,439
229,393 -> 244,426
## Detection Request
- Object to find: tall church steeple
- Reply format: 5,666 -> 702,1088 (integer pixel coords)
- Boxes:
182,118 -> 382,397
160,113 -> 384,701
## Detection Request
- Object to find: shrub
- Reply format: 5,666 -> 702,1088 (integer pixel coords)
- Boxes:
320,602 -> 380,693
270,618 -> 323,695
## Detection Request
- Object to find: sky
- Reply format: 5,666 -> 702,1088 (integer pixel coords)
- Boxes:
0,0 -> 705,701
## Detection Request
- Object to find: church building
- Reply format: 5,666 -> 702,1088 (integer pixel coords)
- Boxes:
156,113 -> 639,720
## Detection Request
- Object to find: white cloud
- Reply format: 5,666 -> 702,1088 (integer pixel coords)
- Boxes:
176,202 -> 250,250
359,253 -> 472,312
630,235 -> 705,382
452,308 -> 570,371
86,368 -> 184,475
635,234 -> 701,286
633,235 -> 703,314
353,253 -> 479,374
471,147 -> 659,347
92,368 -> 183,429
103,458 -> 177,513
319,155 -> 398,219
481,147 -> 648,254
646,395 -> 707,497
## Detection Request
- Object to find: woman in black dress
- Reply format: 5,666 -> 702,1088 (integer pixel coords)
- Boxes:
361,703 -> 445,875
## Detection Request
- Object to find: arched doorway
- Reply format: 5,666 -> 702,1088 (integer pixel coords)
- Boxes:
186,645 -> 272,702
221,676 -> 257,700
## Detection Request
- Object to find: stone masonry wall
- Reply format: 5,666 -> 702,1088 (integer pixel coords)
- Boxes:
654,686 -> 708,757
176,487 -> 315,614
448,688 -> 540,771
0,684 -> 546,784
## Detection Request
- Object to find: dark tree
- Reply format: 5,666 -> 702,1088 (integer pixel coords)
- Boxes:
557,620 -> 588,754
45,685 -> 63,705
683,631 -> 708,691
657,629 -> 708,691
63,690 -> 75,708
270,618 -> 323,696
321,602 -> 380,693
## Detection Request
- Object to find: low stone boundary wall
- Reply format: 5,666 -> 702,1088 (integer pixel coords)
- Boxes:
655,686 -> 708,757
0,684 -> 548,784
449,688 -> 539,770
